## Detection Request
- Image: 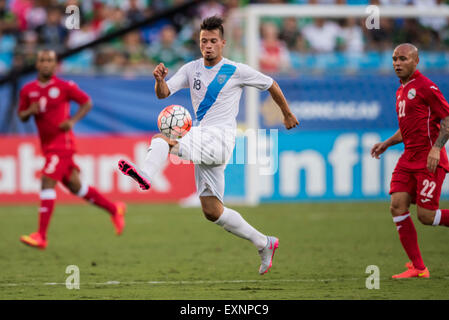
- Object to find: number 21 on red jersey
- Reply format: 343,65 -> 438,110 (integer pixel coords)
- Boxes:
398,100 -> 406,118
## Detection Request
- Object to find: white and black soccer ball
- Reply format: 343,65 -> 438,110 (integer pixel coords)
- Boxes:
157,105 -> 192,139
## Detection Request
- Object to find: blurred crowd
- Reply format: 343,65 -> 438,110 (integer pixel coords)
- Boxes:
1,0 -> 449,75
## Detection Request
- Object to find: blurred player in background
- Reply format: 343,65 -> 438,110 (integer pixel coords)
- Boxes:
118,16 -> 299,275
371,43 -> 449,278
18,50 -> 126,250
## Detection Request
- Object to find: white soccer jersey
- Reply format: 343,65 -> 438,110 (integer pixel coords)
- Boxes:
166,57 -> 274,129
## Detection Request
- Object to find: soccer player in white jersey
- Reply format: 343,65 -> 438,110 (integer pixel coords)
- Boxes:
118,16 -> 299,275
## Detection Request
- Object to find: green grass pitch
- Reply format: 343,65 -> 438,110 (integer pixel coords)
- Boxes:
1,202 -> 449,300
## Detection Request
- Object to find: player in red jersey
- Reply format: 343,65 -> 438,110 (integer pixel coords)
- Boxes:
18,50 -> 126,249
371,43 -> 449,278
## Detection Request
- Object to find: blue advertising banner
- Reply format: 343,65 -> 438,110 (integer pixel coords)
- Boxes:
4,74 -> 449,203
224,129 -> 449,202
260,73 -> 449,131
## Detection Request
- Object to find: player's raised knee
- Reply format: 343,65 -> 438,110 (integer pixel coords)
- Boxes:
151,133 -> 169,142
150,133 -> 177,148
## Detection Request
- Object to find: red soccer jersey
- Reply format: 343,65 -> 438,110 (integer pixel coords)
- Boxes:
18,76 -> 90,155
395,70 -> 449,171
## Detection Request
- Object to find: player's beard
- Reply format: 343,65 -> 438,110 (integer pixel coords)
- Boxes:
39,71 -> 53,82
204,53 -> 221,65
204,52 -> 215,60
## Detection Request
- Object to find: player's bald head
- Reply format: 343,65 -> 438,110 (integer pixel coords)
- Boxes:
393,43 -> 419,62
37,49 -> 57,61
392,43 -> 420,82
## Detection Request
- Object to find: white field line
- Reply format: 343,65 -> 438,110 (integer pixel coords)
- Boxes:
3,277 -> 448,287
0,278 -> 383,287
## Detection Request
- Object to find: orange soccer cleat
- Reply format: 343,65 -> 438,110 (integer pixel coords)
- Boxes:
20,232 -> 48,250
111,202 -> 126,235
392,262 -> 430,279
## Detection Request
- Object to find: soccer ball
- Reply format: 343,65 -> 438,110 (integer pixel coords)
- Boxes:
157,105 -> 192,139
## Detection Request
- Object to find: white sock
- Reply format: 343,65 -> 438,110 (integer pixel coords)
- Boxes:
76,182 -> 89,197
214,207 -> 268,250
433,209 -> 442,226
142,138 -> 169,183
40,189 -> 56,200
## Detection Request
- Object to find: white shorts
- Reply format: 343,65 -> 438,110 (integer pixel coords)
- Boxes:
177,126 -> 235,202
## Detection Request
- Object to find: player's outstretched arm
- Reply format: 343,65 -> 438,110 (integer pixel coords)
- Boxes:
267,80 -> 299,130
427,116 -> 449,172
153,63 -> 170,99
18,102 -> 39,122
59,100 -> 92,131
371,129 -> 403,159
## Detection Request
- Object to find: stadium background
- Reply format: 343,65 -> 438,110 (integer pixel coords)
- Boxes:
2,0 -> 449,302
1,0 -> 449,205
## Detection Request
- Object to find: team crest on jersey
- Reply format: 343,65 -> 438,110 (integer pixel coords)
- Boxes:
217,74 -> 227,84
407,88 -> 416,100
48,87 -> 60,99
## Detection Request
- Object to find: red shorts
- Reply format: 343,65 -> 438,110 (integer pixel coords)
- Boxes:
389,164 -> 447,210
42,152 -> 80,183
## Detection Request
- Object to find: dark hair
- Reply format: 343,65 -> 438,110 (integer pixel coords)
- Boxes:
200,15 -> 224,38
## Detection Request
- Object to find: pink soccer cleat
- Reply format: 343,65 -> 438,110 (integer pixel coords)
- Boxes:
258,236 -> 279,275
118,159 -> 151,190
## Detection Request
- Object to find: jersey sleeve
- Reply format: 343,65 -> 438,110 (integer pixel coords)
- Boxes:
18,87 -> 30,113
66,80 -> 90,105
166,63 -> 190,96
424,83 -> 449,120
238,63 -> 274,91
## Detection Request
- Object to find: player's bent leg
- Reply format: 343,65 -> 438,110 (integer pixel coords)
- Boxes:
417,206 -> 449,227
389,192 -> 428,278
415,167 -> 449,227
20,176 -> 57,249
200,195 -> 223,221
117,134 -> 176,190
428,208 -> 449,227
65,169 -> 126,235
201,196 -> 277,275
141,134 -> 174,182
416,206 -> 436,226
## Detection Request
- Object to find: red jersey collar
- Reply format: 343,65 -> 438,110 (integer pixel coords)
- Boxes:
37,75 -> 57,87
399,69 -> 421,86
